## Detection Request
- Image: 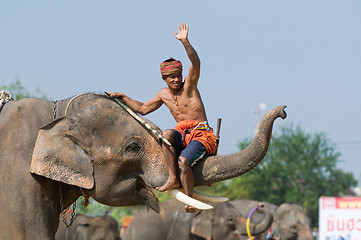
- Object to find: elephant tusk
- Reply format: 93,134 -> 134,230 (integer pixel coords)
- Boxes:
166,189 -> 213,210
177,188 -> 228,203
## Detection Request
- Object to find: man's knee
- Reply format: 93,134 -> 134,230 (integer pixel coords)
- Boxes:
163,129 -> 175,140
178,157 -> 191,171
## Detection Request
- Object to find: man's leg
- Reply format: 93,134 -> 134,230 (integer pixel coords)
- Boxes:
156,129 -> 180,192
178,140 -> 207,213
178,156 -> 196,213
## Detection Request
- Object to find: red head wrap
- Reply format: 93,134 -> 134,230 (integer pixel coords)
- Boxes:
160,58 -> 183,78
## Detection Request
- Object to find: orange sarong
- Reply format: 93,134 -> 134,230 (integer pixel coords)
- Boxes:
173,120 -> 218,156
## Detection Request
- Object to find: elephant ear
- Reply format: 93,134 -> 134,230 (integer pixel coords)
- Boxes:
191,210 -> 214,240
30,117 -> 94,189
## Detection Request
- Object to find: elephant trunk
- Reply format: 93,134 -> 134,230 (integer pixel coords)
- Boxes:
238,207 -> 274,237
193,105 -> 287,186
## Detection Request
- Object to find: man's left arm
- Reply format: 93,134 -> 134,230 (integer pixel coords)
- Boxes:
175,23 -> 200,88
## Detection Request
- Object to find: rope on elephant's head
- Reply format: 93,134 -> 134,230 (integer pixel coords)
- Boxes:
112,97 -> 172,146
79,188 -> 90,207
0,90 -> 13,109
59,182 -> 77,228
0,90 -> 12,101
64,93 -> 102,116
246,206 -> 260,240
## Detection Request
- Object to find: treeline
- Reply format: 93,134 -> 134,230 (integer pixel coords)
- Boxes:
198,124 -> 357,226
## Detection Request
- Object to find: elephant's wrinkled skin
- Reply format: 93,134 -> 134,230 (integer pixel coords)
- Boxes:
231,199 -> 314,240
56,214 -> 120,240
122,199 -> 273,240
0,93 -> 286,239
0,94 -> 164,239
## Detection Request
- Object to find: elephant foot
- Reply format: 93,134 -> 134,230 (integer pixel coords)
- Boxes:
156,177 -> 180,192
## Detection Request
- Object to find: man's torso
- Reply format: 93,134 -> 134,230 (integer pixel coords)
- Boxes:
159,86 -> 207,123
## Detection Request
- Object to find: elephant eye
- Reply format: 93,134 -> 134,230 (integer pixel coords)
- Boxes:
290,224 -> 300,233
121,137 -> 145,158
125,142 -> 142,153
227,216 -> 235,223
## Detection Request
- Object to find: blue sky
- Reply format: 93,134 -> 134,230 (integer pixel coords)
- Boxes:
1,1 -> 361,182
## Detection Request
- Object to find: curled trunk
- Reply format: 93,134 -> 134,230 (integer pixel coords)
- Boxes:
238,207 -> 274,237
192,105 -> 287,186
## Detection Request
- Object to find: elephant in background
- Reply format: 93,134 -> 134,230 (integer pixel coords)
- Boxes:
56,213 -> 120,240
0,92 -> 286,239
231,199 -> 314,240
122,199 -> 273,240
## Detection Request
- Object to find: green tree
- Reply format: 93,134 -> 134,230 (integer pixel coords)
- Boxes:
199,124 -> 356,226
228,124 -> 356,226
1,76 -> 47,100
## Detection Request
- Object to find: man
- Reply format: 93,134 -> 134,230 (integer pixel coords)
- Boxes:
109,22 -> 217,212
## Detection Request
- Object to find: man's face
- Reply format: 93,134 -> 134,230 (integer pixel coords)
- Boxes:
164,74 -> 183,90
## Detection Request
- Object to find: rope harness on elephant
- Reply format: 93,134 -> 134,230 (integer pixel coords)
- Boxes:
79,188 -> 90,207
53,98 -> 91,227
59,182 -> 77,228
0,90 -> 13,112
52,99 -> 77,228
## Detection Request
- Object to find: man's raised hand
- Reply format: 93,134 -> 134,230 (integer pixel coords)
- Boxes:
174,22 -> 189,41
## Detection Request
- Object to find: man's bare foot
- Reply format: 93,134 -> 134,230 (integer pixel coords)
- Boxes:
156,178 -> 180,192
184,205 -> 196,213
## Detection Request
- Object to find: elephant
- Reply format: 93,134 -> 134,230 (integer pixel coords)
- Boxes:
0,93 -> 286,239
56,213 -> 120,240
122,199 -> 273,240
231,199 -> 314,240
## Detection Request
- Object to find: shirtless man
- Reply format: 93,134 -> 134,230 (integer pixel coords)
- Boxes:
109,23 -> 217,212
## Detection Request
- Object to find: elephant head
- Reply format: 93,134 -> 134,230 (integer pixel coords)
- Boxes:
30,93 -> 286,213
30,94 -> 166,212
191,202 -> 274,240
231,200 -> 314,240
123,199 -> 273,240
56,213 -> 120,240
272,203 -> 314,240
